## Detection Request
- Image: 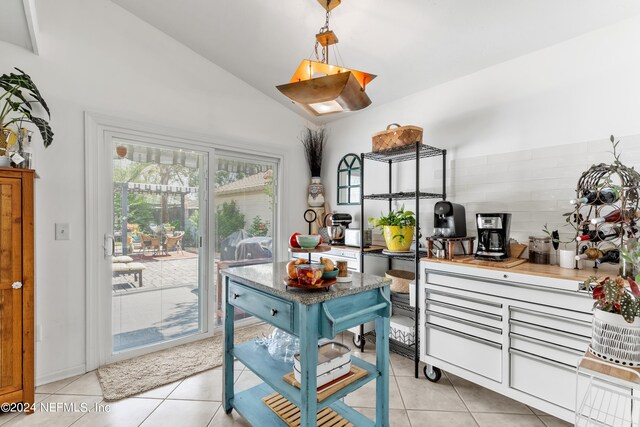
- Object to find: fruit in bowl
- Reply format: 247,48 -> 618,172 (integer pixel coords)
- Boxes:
319,257 -> 335,272
289,232 -> 302,248
286,258 -> 307,279
295,263 -> 324,286
295,234 -> 321,249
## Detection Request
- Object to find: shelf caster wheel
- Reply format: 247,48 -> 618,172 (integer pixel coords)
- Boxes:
352,334 -> 366,351
224,407 -> 233,415
424,365 -> 442,382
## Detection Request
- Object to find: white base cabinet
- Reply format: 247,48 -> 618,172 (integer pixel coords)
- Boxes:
420,261 -> 595,422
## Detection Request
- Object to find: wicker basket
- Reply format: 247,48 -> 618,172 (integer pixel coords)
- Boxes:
385,270 -> 415,294
372,124 -> 423,153
590,309 -> 640,366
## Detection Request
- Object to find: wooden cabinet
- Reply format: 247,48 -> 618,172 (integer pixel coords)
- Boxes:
0,169 -> 34,409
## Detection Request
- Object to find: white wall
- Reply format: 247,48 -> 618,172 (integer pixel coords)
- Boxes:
323,14 -> 640,251
1,0 -> 308,384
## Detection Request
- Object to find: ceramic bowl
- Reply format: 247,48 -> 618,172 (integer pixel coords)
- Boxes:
322,268 -> 339,280
295,234 -> 321,249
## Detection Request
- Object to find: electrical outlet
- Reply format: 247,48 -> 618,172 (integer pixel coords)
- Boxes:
55,223 -> 70,240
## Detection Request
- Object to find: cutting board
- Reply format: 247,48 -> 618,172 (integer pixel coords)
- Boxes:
452,256 -> 528,268
282,365 -> 367,402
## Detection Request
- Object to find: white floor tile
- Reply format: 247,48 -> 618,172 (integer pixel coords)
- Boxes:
396,375 -> 467,411
71,398 -> 161,427
35,375 -> 82,395
55,372 -> 103,396
169,370 -> 240,401
3,394 -> 102,427
207,405 -> 251,427
473,413 -> 546,427
140,399 -> 219,427
133,380 -> 182,399
407,410 -> 478,427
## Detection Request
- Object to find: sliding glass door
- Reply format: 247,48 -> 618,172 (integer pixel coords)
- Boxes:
213,152 -> 278,326
110,139 -> 208,356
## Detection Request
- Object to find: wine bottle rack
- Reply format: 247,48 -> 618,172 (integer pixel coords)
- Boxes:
573,162 -> 640,269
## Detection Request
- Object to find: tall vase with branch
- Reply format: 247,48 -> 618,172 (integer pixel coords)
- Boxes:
0,68 -> 54,168
301,127 -> 326,208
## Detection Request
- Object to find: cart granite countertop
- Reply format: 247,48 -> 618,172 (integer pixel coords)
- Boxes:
221,261 -> 391,305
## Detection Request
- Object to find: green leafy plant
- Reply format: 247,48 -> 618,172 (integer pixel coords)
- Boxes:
368,206 -> 416,243
584,275 -> 640,323
248,215 -> 269,237
215,200 -> 245,246
0,68 -> 53,148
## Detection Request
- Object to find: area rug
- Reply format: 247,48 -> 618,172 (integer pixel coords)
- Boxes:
97,323 -> 273,401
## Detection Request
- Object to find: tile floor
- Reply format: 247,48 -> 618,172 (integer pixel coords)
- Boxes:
1,332 -> 572,427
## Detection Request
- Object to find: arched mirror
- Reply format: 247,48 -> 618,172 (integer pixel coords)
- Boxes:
337,153 -> 361,205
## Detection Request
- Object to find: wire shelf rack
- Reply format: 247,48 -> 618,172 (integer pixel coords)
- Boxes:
363,191 -> 444,201
363,144 -> 445,163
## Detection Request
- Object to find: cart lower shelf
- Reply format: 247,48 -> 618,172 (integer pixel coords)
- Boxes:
233,383 -> 374,427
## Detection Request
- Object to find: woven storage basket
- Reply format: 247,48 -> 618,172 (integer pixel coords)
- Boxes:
372,124 -> 423,152
590,309 -> 640,366
385,270 -> 415,294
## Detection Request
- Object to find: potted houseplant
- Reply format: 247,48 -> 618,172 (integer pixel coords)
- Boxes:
300,127 -> 326,207
369,206 -> 416,252
0,67 -> 53,167
584,274 -> 640,366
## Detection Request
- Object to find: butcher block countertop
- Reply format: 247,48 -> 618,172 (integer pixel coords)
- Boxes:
421,256 -> 609,283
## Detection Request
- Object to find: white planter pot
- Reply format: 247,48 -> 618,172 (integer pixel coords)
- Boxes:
0,156 -> 11,168
590,308 -> 640,366
307,177 -> 325,207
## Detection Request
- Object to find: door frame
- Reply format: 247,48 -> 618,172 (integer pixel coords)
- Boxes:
84,113 -> 286,370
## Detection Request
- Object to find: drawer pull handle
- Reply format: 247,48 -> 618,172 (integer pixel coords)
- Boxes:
503,274 -> 508,279
11,282 -> 22,289
233,293 -> 240,299
270,308 -> 278,316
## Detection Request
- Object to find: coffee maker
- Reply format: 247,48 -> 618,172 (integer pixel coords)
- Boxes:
475,213 -> 511,261
433,201 -> 467,237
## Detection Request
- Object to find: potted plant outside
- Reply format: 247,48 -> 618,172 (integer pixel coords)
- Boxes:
0,68 -> 53,167
369,206 -> 416,252
584,275 -> 640,366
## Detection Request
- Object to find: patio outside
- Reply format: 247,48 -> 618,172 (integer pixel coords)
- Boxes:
111,144 -> 275,354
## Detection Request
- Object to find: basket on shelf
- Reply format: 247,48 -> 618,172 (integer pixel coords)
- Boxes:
590,309 -> 640,367
372,124 -> 423,152
385,270 -> 415,293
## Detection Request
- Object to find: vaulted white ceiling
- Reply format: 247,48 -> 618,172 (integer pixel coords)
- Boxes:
0,0 -> 38,54
112,0 -> 640,123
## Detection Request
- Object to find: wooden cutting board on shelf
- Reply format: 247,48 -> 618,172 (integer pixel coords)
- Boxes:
449,256 -> 528,268
282,365 -> 367,402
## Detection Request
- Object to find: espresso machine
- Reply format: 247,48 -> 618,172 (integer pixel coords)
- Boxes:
433,201 -> 467,237
475,213 -> 512,261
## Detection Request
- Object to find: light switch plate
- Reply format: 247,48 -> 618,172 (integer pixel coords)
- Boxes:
55,223 -> 70,240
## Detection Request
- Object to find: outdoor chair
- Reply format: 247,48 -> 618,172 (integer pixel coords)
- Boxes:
139,233 -> 153,254
164,232 -> 184,254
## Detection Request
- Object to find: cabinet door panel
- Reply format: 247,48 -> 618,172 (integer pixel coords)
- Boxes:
0,178 -> 22,394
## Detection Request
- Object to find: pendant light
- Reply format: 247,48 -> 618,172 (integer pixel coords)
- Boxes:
276,0 -> 376,116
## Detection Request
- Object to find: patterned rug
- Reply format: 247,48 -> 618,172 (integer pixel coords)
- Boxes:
97,323 -> 273,400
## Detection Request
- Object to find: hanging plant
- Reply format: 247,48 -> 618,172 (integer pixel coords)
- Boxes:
300,127 -> 326,177
0,67 -> 53,148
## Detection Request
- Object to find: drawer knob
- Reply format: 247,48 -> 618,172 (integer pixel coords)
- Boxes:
270,308 -> 278,316
11,282 -> 22,289
503,274 -> 508,279
233,293 -> 240,299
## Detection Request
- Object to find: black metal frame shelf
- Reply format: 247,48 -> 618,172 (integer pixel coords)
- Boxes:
363,143 -> 445,163
359,141 -> 447,379
364,191 -> 444,201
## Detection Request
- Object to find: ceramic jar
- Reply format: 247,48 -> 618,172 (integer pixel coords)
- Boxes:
308,177 -> 325,207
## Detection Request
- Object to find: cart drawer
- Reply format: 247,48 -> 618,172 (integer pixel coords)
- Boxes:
510,348 -> 576,410
426,288 -> 502,317
426,323 -> 502,382
510,319 -> 589,352
426,310 -> 501,343
426,300 -> 501,329
228,281 -> 294,333
510,333 -> 585,367
510,306 -> 591,337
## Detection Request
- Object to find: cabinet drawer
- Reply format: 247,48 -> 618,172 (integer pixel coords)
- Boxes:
510,348 -> 576,410
228,282 -> 294,333
426,324 -> 502,382
510,333 -> 585,366
510,306 -> 591,337
426,288 -> 502,317
426,300 -> 501,329
510,320 -> 589,352
426,310 -> 501,343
